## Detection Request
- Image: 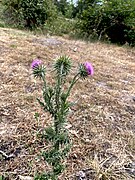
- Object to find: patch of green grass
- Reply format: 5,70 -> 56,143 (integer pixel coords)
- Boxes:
34,16 -> 77,36
10,44 -> 18,48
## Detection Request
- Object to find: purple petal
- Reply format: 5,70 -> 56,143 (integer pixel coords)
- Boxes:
31,59 -> 42,69
84,62 -> 94,76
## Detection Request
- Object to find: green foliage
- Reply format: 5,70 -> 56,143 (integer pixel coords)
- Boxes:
73,0 -> 98,18
54,56 -> 71,77
1,0 -> 76,35
43,16 -> 76,36
54,0 -> 74,18
77,0 -> 135,46
35,172 -> 57,180
33,65 -> 46,78
0,175 -> 4,180
2,0 -> 57,29
124,29 -> 135,47
32,57 -> 74,179
54,0 -> 68,16
79,63 -> 89,79
0,2 -> 6,27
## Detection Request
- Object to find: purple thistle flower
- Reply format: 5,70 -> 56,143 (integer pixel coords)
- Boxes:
31,59 -> 42,69
84,62 -> 94,76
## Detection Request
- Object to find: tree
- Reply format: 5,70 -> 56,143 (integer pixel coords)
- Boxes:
54,0 -> 75,18
77,0 -> 135,45
54,0 -> 69,16
2,0 -> 57,29
73,0 -> 100,17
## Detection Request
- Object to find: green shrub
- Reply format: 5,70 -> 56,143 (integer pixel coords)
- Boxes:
54,0 -> 74,18
2,0 -> 57,29
42,16 -> 76,36
77,0 -> 135,46
0,2 -> 6,27
124,29 -> 135,46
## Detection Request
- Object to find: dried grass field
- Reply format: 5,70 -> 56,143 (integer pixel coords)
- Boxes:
0,27 -> 135,179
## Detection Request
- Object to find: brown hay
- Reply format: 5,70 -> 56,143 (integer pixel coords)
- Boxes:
0,27 -> 135,179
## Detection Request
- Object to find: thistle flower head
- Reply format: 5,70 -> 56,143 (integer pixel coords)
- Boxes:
31,59 -> 45,78
84,62 -> 94,76
79,62 -> 94,79
31,59 -> 42,69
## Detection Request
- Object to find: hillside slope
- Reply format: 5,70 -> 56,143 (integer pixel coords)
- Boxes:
0,27 -> 135,179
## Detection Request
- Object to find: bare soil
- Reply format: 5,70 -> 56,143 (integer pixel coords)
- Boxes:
0,27 -> 135,180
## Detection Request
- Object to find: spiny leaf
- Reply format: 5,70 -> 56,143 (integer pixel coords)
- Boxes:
54,56 -> 71,77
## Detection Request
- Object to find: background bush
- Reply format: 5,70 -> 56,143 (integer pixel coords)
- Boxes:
42,16 -> 76,36
54,0 -> 74,18
76,0 -> 135,46
2,0 -> 57,29
1,0 -> 135,46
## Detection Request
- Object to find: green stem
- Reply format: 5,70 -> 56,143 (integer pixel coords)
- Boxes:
41,71 -> 47,92
55,64 -> 64,134
55,64 -> 64,110
65,73 -> 80,101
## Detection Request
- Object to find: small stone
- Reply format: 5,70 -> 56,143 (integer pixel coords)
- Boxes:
73,47 -> 77,52
133,97 -> 135,102
18,175 -> 34,180
76,171 -> 86,178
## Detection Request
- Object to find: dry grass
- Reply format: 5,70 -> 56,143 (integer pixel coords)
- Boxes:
0,27 -> 135,180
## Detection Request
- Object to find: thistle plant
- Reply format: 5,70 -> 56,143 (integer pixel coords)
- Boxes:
32,56 -> 94,180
